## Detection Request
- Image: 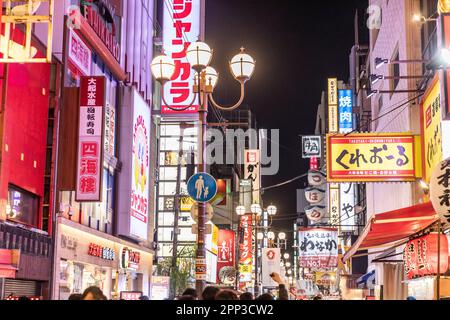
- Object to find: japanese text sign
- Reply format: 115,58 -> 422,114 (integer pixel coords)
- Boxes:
239,214 -> 253,282
298,228 -> 338,269
328,78 -> 338,133
261,248 -> 281,287
327,133 -> 422,182
338,90 -> 353,133
162,0 -> 201,115
302,136 -> 322,159
216,229 -> 235,284
421,76 -> 443,184
244,150 -> 261,204
404,234 -> 448,280
430,158 -> 450,229
76,76 -> 105,202
68,30 -> 92,77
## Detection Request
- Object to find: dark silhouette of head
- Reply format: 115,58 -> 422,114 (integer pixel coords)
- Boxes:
18,296 -> 30,301
139,295 -> 150,300
177,295 -> 196,300
182,288 -> 198,298
68,293 -> 83,300
82,286 -> 107,300
215,290 -> 239,300
256,293 -> 274,300
240,292 -> 254,300
202,286 -> 220,300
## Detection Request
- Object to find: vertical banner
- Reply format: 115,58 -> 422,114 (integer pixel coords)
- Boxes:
261,248 -> 281,287
216,230 -> 236,284
328,78 -> 338,133
130,90 -> 151,240
239,214 -> 253,284
340,183 -> 355,232
310,157 -> 319,170
298,228 -> 339,269
244,150 -> 261,204
76,76 -> 106,202
162,0 -> 201,115
338,90 -> 353,133
329,184 -> 340,232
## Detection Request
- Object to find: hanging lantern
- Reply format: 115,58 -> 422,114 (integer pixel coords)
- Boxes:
429,158 -> 450,229
307,170 -> 327,187
304,187 -> 326,204
305,205 -> 326,223
438,0 -> 450,13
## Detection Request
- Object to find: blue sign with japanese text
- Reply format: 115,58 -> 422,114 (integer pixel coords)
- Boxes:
187,173 -> 218,203
338,90 -> 353,133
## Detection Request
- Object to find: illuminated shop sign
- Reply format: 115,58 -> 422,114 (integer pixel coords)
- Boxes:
88,243 -> 115,261
120,247 -> 141,270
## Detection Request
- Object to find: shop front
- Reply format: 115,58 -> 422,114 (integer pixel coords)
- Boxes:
52,217 -> 153,300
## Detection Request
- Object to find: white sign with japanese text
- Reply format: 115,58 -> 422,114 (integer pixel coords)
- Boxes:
261,248 -> 281,287
68,30 -> 92,76
340,183 -> 356,232
76,76 -> 105,202
244,150 -> 261,204
298,228 -> 338,269
302,136 -> 322,159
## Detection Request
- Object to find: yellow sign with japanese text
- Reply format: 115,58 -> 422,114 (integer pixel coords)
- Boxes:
421,76 -> 443,185
327,133 -> 422,182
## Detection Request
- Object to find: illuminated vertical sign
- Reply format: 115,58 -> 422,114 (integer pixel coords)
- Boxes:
130,90 -> 151,240
162,0 -> 201,115
338,90 -> 353,133
239,214 -> 253,284
328,78 -> 338,133
340,183 -> 355,232
216,229 -> 236,284
76,76 -> 105,202
244,150 -> 261,204
329,184 -> 340,233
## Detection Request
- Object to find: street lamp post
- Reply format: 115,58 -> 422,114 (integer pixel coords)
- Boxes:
152,42 -> 255,296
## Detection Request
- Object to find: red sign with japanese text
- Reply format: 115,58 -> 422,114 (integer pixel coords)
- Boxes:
404,233 -> 449,280
68,29 -> 92,77
162,0 -> 200,115
310,157 -> 319,170
76,76 -> 105,202
239,214 -> 253,283
216,229 -> 235,284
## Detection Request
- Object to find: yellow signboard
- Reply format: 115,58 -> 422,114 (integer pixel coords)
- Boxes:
421,75 -> 443,184
180,196 -> 195,212
327,133 -> 422,182
315,272 -> 337,287
328,78 -> 338,133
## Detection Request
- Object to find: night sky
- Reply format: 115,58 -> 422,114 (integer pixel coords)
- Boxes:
205,0 -> 369,250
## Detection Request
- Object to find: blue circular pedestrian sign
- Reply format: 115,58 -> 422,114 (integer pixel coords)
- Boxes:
187,173 -> 218,203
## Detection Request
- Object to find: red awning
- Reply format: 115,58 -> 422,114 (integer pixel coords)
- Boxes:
343,202 -> 439,262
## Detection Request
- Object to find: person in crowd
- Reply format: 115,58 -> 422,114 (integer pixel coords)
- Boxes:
202,286 -> 220,300
240,292 -> 254,300
256,293 -> 275,300
177,295 -> 196,300
17,296 -> 30,301
313,295 -> 322,300
68,293 -> 83,300
269,272 -> 289,300
139,295 -> 150,300
182,288 -> 198,299
406,296 -> 416,300
215,289 -> 239,300
82,286 -> 107,300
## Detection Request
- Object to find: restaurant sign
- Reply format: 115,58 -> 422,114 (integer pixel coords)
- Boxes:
298,228 -> 338,269
327,133 -> 422,182
404,234 -> 448,280
76,76 -> 106,202
239,214 -> 253,283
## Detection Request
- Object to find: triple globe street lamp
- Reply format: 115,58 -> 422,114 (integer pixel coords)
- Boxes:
151,41 -> 255,296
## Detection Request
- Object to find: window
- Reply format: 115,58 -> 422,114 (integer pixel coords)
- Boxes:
7,185 -> 39,227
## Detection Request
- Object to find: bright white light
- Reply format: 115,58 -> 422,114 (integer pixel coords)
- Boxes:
267,205 -> 277,216
268,231 -> 275,240
287,269 -> 292,275
283,253 -> 290,260
204,66 -> 218,88
251,203 -> 262,215
186,41 -> 212,71
278,232 -> 286,240
230,48 -> 255,81
412,14 -> 422,22
285,262 -> 291,268
257,232 -> 264,240
442,48 -> 450,65
235,205 -> 246,216
151,55 -> 176,82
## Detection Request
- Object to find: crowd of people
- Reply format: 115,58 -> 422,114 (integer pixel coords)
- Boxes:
61,272 -> 291,301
